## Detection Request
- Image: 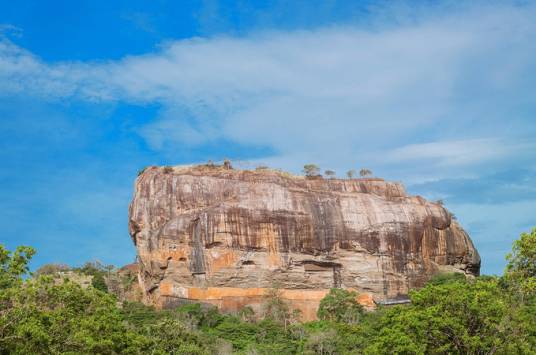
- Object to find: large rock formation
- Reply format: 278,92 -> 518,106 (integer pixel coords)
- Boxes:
129,165 -> 480,320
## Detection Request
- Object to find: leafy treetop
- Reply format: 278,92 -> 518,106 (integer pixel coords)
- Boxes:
324,170 -> 336,178
317,288 -> 363,324
359,168 -> 372,177
303,164 -> 320,177
0,245 -> 35,289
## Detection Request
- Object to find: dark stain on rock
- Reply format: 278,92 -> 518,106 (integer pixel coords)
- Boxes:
189,217 -> 206,274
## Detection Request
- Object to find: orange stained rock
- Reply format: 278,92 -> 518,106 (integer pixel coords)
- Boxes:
268,252 -> 281,267
159,282 -> 173,296
187,287 -> 267,299
157,284 -> 375,320
357,293 -> 375,309
207,249 -> 239,274
159,285 -> 374,303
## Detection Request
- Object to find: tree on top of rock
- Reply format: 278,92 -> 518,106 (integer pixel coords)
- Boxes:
303,164 -> 320,177
359,168 -> 372,177
324,170 -> 336,179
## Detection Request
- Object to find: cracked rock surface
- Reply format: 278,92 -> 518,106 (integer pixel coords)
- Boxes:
129,165 -> 480,319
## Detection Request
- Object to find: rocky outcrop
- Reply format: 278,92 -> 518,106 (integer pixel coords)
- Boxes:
129,165 -> 480,320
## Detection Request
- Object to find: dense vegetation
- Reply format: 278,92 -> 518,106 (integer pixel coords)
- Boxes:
1,228 -> 535,354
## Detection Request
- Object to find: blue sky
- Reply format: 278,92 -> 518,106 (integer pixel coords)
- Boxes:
1,0 -> 535,275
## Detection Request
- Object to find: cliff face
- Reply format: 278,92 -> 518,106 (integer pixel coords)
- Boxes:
129,165 -> 480,320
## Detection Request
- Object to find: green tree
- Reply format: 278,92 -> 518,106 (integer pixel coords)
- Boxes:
143,319 -> 210,354
324,170 -> 336,179
262,286 -> 291,326
0,277 -> 145,354
303,164 -> 320,177
359,168 -> 372,177
0,245 -> 217,354
0,245 -> 35,289
303,329 -> 337,355
121,301 -> 166,328
365,277 -> 534,354
505,227 -> 536,296
75,261 -> 109,292
317,288 -> 364,324
91,272 -> 108,292
238,305 -> 255,322
0,245 -> 141,353
34,263 -> 70,276
346,170 -> 356,179
426,272 -> 466,286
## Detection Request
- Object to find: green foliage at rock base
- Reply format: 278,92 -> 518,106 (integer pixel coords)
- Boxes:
317,288 -> 363,323
0,227 -> 535,354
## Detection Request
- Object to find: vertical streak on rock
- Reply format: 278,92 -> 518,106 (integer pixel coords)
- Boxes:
190,217 -> 206,274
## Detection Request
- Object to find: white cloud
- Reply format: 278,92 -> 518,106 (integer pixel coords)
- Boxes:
1,1 -> 535,181
382,138 -> 536,167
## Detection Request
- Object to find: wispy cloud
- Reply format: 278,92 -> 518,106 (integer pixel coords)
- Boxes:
1,2 -> 535,183
382,138 -> 536,167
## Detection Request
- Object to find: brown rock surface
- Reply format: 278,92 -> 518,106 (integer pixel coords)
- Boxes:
129,165 -> 480,320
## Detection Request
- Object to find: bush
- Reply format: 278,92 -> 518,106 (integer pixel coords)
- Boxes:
262,287 -> 291,325
506,227 -> 536,278
317,288 -> 364,324
364,277 -> 534,354
35,263 -> 70,276
0,245 -> 35,289
143,319 -> 211,354
73,261 -> 110,292
426,272 -> 466,286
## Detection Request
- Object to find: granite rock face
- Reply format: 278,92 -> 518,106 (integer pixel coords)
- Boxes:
129,165 -> 480,320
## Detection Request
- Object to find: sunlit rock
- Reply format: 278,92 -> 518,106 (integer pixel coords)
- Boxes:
129,165 -> 480,320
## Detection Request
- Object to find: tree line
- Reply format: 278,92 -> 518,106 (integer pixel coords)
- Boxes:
302,164 -> 373,179
0,227 -> 535,354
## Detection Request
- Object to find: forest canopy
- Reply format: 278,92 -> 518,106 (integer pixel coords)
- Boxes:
0,228 -> 535,354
